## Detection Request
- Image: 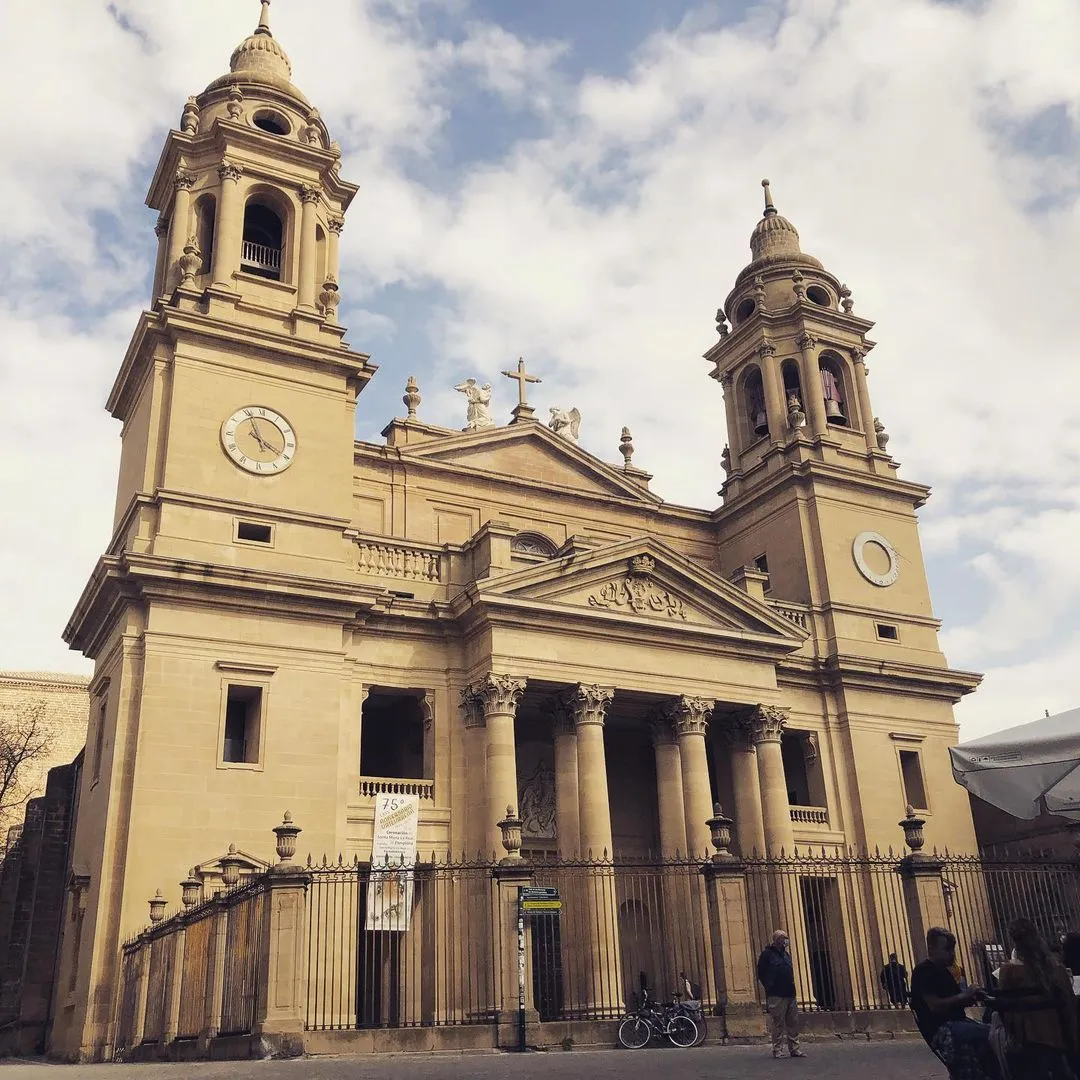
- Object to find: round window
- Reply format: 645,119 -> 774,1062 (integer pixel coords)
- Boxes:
735,297 -> 757,323
806,285 -> 831,307
252,110 -> 290,136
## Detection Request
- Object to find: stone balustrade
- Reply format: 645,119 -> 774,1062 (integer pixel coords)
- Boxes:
789,805 -> 829,825
769,600 -> 811,630
358,776 -> 434,801
356,539 -> 442,582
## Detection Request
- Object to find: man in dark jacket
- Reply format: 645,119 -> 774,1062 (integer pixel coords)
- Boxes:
757,930 -> 804,1058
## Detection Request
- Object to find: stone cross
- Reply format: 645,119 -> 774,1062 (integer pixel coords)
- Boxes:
501,356 -> 542,423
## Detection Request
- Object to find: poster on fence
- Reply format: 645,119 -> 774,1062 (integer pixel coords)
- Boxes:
365,793 -> 420,932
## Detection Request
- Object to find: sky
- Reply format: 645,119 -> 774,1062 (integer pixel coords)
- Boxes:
0,0 -> 1077,741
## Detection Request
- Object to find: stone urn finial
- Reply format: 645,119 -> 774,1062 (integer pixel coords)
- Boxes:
274,811 -> 301,863
900,806 -> 926,853
403,376 -> 421,419
178,237 -> 202,286
180,869 -> 202,909
497,805 -> 524,864
220,843 -> 244,888
227,86 -> 244,121
874,417 -> 890,452
715,307 -> 729,339
318,278 -> 341,322
706,803 -> 735,862
619,427 -> 634,469
839,283 -> 854,314
180,97 -> 200,135
148,889 -> 167,923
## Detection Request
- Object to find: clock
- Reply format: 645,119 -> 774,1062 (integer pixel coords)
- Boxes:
221,406 -> 296,475
852,531 -> 899,587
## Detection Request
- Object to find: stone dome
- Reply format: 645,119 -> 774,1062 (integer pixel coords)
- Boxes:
749,179 -> 802,261
230,14 -> 292,81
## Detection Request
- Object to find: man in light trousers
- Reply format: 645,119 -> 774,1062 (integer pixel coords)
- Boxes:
756,930 -> 805,1058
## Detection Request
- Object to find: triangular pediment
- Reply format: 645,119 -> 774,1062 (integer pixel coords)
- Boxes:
470,536 -> 806,643
399,423 -> 662,504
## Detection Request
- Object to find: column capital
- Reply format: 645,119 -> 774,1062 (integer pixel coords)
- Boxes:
563,684 -> 614,728
174,170 -> 196,191
748,704 -> 789,744
327,215 -> 345,235
719,714 -> 756,754
473,673 -> 526,716
155,216 -> 169,239
647,714 -> 677,747
662,695 -> 713,737
543,695 -> 575,738
719,371 -> 734,389
757,340 -> 777,360
850,345 -> 868,365
796,331 -> 818,353
459,687 -> 484,730
218,160 -> 244,183
299,183 -> 323,204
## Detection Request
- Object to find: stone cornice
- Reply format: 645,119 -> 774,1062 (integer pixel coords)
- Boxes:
0,672 -> 91,691
107,307 -> 373,422
775,653 -> 982,702
64,553 -> 383,659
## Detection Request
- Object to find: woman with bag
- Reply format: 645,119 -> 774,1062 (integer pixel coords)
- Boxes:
990,918 -> 1079,1080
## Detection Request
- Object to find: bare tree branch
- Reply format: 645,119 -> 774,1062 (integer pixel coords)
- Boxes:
0,700 -> 53,831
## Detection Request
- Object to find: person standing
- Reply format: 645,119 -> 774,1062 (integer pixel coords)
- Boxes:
757,930 -> 805,1059
880,952 -> 910,1006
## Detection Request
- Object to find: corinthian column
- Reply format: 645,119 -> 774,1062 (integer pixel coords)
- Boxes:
725,717 -> 767,857
166,171 -> 196,293
548,699 -> 580,859
566,684 -> 620,1016
665,696 -> 716,858
649,718 -> 686,859
749,705 -> 794,856
568,685 -> 615,858
298,183 -> 321,311
851,346 -> 877,452
471,673 -> 526,857
797,332 -> 828,438
212,160 -> 245,289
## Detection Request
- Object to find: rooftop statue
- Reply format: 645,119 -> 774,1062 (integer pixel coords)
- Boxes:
454,379 -> 496,431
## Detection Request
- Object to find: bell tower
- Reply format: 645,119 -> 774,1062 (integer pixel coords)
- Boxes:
104,0 -> 373,558
706,180 -> 978,689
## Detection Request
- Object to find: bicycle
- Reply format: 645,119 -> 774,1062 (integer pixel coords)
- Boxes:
617,988 -> 699,1049
671,992 -> 708,1046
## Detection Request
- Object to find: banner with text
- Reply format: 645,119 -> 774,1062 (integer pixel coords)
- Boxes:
365,793 -> 420,932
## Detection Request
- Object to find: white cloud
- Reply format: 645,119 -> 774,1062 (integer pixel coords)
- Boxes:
0,0 -> 1077,746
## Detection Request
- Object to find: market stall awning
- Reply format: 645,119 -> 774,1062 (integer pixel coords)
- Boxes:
950,708 -> 1080,820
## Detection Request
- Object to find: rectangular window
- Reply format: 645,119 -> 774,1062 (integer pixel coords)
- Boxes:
899,749 -> 928,810
753,553 -> 771,593
235,520 -> 273,544
91,700 -> 107,783
876,622 -> 899,641
222,685 -> 263,765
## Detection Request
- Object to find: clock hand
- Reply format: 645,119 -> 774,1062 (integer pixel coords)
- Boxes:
249,420 -> 270,452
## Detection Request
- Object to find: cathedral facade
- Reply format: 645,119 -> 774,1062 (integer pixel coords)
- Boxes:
52,2 -> 981,1059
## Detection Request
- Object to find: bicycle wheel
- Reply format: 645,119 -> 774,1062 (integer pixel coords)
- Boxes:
665,1014 -> 698,1048
618,1016 -> 652,1049
692,1014 -> 708,1045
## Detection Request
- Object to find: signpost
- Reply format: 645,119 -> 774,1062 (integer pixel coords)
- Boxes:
516,887 -> 561,1052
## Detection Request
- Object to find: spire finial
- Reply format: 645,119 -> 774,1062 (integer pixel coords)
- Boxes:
257,0 -> 272,34
761,178 -> 777,217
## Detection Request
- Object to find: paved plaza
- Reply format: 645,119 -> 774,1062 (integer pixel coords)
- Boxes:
0,1040 -> 945,1080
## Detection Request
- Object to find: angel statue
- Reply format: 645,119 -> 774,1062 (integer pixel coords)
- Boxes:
454,378 -> 495,431
549,406 -> 581,443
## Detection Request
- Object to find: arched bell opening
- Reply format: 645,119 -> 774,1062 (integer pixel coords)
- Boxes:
194,193 -> 216,276
740,365 -> 768,444
818,354 -> 850,427
782,360 -> 805,429
241,198 -> 285,281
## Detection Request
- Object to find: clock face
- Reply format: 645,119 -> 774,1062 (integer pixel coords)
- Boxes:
221,406 -> 296,475
852,531 -> 899,587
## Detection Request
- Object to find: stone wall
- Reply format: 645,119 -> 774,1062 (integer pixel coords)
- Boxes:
0,673 -> 89,834
0,759 -> 81,1055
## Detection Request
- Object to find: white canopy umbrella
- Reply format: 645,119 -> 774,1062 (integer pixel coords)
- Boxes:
950,707 -> 1080,820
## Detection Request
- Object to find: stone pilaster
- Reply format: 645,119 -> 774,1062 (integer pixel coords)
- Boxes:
166,171 -> 195,293
297,183 -> 321,312
211,160 -> 244,289
796,332 -> 828,437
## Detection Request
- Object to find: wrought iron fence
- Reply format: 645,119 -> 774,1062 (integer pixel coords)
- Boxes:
940,852 -> 1080,989
744,849 -> 919,1013
305,856 -> 497,1030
